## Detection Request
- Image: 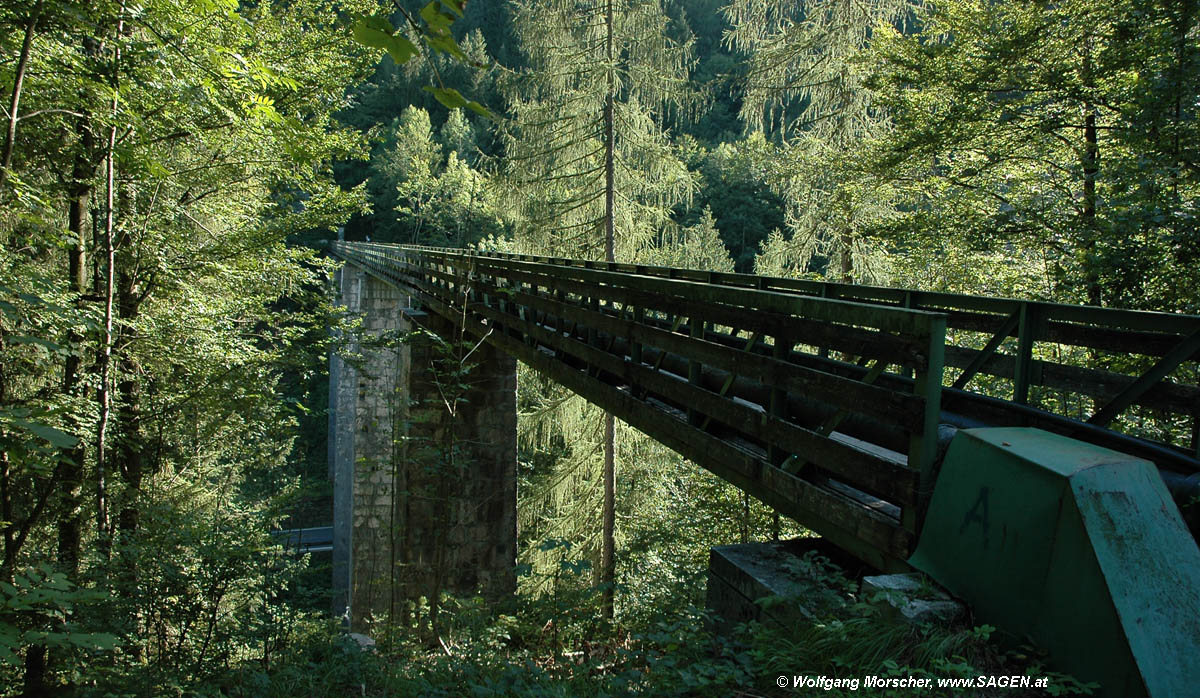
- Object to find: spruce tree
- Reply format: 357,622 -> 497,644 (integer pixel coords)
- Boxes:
726,0 -> 912,282
500,0 -> 696,620
865,0 -> 1200,309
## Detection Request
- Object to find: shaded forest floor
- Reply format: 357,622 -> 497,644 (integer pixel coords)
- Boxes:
102,552 -> 1096,698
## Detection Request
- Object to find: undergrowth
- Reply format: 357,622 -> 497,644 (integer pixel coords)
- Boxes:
184,552 -> 1100,698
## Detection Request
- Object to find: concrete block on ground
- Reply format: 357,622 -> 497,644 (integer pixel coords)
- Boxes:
862,573 -> 963,624
707,538 -> 852,636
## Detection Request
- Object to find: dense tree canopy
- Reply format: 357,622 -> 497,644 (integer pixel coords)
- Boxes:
866,0 -> 1200,308
2,0 -> 1196,694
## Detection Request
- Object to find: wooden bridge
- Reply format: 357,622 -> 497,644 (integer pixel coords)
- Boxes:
327,241 -> 1200,572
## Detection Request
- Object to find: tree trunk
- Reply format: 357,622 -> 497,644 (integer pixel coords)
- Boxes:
114,271 -> 143,537
599,0 -> 617,623
57,119 -> 93,578
95,23 -> 123,544
839,231 -> 853,283
21,645 -> 49,698
1082,106 -> 1099,306
1080,38 -> 1101,307
0,0 -> 44,192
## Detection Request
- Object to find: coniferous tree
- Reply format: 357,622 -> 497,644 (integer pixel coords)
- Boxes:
865,0 -> 1200,309
726,0 -> 913,282
500,0 -> 697,619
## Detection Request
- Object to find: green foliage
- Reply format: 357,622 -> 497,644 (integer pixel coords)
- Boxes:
101,549 -> 1096,698
0,566 -> 117,666
726,0 -> 912,282
0,0 -> 373,691
676,134 -> 786,271
341,103 -> 503,247
864,0 -> 1200,309
349,1 -> 494,118
353,16 -> 420,65
2,0 -> 1193,694
499,0 -> 698,260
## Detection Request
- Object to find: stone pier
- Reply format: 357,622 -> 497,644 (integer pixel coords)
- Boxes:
330,264 -> 517,629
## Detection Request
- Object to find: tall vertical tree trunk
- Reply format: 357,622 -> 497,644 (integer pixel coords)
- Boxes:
839,231 -> 853,283
21,645 -> 48,698
1082,107 -> 1099,307
57,121 -> 93,578
599,0 -> 617,623
1081,40 -> 1101,307
95,10 -> 124,543
94,129 -> 116,545
114,275 -> 143,537
0,0 -> 44,192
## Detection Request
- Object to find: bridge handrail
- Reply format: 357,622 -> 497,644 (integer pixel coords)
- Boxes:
395,243 -> 1200,461
328,241 -> 1200,566
408,244 -> 1200,335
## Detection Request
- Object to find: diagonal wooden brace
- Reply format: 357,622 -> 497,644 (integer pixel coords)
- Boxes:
1088,327 -> 1200,428
952,309 -> 1020,390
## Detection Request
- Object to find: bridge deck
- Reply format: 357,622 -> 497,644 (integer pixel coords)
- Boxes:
329,242 -> 1200,571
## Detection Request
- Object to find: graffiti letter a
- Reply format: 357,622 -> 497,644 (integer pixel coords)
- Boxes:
958,486 -> 990,549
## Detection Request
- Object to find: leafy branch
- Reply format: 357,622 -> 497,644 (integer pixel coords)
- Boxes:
350,0 -> 494,119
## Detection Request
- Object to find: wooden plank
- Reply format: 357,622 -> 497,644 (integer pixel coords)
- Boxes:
641,303 -> 929,371
1014,302 -> 1041,405
374,243 -> 1200,339
511,306 -> 920,504
951,309 -> 1020,390
334,243 -> 1200,482
943,345 -> 1200,414
399,251 -> 933,367
409,273 -> 921,503
945,308 -> 1199,360
410,263 -> 924,428
1088,328 -> 1200,427
358,257 -> 929,434
907,312 -> 945,535
431,257 -> 927,364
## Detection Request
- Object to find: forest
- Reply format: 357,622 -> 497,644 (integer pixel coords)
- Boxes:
0,0 -> 1196,695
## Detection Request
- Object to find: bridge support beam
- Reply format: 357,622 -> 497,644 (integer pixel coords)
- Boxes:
331,264 -> 517,629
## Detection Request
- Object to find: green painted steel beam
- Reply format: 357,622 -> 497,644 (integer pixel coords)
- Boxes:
910,428 -> 1200,698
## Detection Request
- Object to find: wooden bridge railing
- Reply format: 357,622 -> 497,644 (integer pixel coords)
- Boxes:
332,242 -> 948,569
411,244 -> 1200,471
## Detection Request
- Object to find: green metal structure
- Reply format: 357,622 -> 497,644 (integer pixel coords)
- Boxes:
911,428 -> 1200,698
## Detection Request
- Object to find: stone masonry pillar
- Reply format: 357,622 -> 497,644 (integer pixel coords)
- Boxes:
330,263 -> 517,630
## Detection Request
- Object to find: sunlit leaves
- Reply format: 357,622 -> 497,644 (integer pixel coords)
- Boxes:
422,86 -> 491,118
348,2 -> 493,117
352,15 -> 419,65
0,0 -> 375,686
0,566 -> 117,666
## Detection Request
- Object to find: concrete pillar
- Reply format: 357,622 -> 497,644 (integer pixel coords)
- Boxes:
330,264 -> 517,629
330,265 -> 360,623
398,311 -> 518,609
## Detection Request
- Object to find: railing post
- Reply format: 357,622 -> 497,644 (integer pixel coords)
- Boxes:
901,291 -> 916,379
817,285 -> 830,360
768,332 -> 793,466
1014,302 -> 1042,405
1192,416 -> 1199,458
688,317 -> 704,426
631,306 -> 644,365
906,314 -> 946,536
